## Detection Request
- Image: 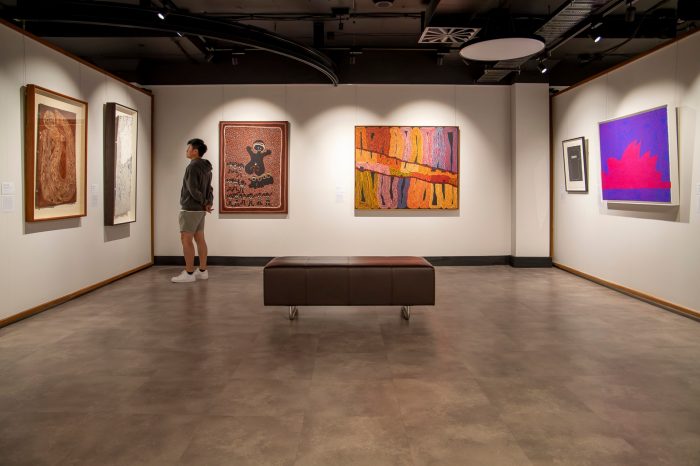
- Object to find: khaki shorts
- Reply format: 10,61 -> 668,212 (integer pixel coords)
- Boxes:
179,210 -> 206,233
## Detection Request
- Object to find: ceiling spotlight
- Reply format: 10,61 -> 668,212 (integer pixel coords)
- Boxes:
436,50 -> 448,66
157,11 -> 166,20
349,48 -> 362,65
625,1 -> 636,22
537,59 -> 548,74
176,31 -> 183,37
231,48 -> 245,66
594,35 -> 602,43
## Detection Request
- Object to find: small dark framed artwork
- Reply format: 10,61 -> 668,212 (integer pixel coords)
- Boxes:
562,137 -> 587,193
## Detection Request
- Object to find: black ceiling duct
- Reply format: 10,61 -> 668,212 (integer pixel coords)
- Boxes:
4,0 -> 339,85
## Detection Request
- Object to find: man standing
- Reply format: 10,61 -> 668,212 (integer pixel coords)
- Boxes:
172,138 -> 214,283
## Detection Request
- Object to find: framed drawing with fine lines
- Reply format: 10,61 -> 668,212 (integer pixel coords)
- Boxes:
219,121 -> 289,214
24,84 -> 88,222
104,102 -> 138,225
562,136 -> 588,193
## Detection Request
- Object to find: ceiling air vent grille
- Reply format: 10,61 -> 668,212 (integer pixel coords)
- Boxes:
419,27 -> 480,45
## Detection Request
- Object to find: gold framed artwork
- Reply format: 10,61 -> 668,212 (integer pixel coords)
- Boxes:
104,102 -> 138,225
24,84 -> 88,222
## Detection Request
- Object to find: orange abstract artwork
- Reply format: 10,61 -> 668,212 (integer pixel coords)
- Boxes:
355,126 -> 459,209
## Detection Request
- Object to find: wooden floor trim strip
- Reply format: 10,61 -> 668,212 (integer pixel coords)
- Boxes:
0,262 -> 153,329
554,262 -> 700,321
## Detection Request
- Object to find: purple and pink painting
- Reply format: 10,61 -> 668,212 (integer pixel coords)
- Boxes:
598,106 -> 674,203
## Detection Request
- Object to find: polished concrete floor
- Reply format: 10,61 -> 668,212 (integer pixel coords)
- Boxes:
1,265 -> 699,466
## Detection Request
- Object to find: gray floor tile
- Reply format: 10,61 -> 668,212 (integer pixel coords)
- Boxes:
0,265 -> 698,465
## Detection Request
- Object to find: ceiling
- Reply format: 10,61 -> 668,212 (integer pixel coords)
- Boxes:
1,0 -> 698,89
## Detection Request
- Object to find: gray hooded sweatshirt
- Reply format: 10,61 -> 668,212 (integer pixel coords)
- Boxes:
180,157 -> 214,211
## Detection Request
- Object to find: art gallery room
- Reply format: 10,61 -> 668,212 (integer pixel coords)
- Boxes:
1,0 -> 700,464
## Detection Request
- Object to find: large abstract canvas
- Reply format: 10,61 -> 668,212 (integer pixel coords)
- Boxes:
598,106 -> 678,204
355,126 -> 459,209
219,121 -> 289,213
104,103 -> 138,225
25,85 -> 87,222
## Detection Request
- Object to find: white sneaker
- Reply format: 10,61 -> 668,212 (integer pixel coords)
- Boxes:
171,270 -> 196,283
194,269 -> 208,280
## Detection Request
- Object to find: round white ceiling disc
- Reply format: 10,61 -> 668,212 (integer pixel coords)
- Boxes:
459,37 -> 545,61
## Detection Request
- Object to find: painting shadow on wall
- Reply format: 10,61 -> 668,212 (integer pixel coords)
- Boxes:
24,217 -> 80,234
605,202 -> 680,222
105,223 -> 130,242
219,213 -> 289,220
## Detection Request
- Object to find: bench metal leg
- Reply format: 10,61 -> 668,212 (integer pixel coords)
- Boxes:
401,305 -> 411,320
289,306 -> 298,320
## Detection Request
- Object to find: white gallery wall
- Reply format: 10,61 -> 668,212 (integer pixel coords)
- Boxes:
552,32 -> 700,312
153,83 -> 548,258
0,23 -> 152,322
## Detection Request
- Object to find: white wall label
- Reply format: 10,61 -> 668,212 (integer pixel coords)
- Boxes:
1,195 -> 15,212
90,184 -> 99,208
335,186 -> 345,203
1,182 -> 15,195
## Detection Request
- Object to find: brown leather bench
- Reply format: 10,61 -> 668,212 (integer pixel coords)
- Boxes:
263,256 -> 435,320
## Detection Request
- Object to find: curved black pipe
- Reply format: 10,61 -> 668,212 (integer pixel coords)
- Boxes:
8,0 -> 339,85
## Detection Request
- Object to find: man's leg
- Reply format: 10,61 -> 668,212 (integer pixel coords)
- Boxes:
181,232 -> 196,272
194,230 -> 208,270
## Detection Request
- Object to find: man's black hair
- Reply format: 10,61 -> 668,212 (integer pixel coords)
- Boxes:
187,138 -> 208,157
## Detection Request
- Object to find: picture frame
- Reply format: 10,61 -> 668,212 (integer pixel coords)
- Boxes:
104,102 -> 138,225
562,136 -> 587,193
354,126 -> 460,209
219,121 -> 289,214
598,105 -> 679,205
24,84 -> 88,222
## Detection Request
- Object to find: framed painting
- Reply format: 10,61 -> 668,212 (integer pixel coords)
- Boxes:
24,84 -> 88,222
598,105 -> 679,204
562,136 -> 587,193
219,121 -> 289,213
104,103 -> 138,225
355,126 -> 459,209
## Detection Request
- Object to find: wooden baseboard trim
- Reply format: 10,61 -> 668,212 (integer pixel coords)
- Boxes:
0,262 -> 153,329
553,262 -> 700,321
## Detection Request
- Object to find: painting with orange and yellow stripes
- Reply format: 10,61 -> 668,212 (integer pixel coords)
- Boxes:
355,126 -> 459,209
